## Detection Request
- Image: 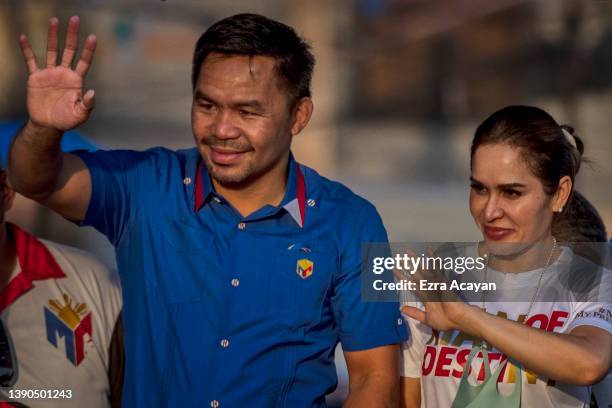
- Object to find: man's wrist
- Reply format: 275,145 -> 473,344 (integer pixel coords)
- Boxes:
25,119 -> 64,140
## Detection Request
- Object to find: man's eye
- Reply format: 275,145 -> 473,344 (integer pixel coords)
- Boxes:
239,109 -> 255,116
504,189 -> 521,198
470,184 -> 486,194
199,102 -> 214,111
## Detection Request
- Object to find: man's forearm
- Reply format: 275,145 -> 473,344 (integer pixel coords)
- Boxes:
344,373 -> 399,408
9,120 -> 64,200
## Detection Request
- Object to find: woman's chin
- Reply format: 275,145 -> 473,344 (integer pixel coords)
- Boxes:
483,239 -> 529,258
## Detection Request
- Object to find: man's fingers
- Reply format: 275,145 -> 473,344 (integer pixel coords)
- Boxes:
401,306 -> 426,323
19,34 -> 39,74
46,17 -> 59,68
75,35 -> 96,77
80,89 -> 96,111
60,16 -> 80,68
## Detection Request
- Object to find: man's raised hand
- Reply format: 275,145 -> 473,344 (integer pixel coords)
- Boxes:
19,16 -> 97,131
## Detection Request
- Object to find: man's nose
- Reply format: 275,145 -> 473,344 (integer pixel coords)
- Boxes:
213,110 -> 240,139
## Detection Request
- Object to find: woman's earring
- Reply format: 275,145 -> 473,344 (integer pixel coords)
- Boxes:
558,206 -> 564,213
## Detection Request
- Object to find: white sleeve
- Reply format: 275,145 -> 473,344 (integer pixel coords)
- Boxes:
566,301 -> 612,333
566,268 -> 612,333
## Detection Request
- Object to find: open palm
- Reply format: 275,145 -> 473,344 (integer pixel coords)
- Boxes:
399,246 -> 469,332
401,301 -> 469,332
20,16 -> 96,131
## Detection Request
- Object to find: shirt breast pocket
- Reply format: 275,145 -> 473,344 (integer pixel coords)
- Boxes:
153,212 -> 217,303
267,247 -> 336,330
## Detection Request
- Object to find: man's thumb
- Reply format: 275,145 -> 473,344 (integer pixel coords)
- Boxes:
80,89 -> 95,111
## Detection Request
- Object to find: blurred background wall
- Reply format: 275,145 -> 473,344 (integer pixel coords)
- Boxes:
2,0 -> 611,404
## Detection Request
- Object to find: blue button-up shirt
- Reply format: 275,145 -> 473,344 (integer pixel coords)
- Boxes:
76,147 -> 407,407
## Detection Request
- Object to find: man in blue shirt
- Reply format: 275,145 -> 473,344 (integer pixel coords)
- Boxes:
10,13 -> 407,407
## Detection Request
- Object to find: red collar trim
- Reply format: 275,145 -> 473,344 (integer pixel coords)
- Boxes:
0,224 -> 65,313
295,164 -> 306,227
195,160 -> 205,212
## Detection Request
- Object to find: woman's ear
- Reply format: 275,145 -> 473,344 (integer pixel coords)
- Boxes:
552,175 -> 572,213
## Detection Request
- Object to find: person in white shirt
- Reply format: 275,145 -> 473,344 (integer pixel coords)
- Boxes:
0,166 -> 123,408
400,105 -> 612,408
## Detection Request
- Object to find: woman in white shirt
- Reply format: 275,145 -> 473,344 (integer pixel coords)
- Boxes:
400,105 -> 612,408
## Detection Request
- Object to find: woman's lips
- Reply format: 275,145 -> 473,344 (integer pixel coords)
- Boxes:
210,148 -> 246,165
484,226 -> 514,241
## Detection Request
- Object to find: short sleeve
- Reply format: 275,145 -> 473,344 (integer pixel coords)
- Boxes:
73,149 -> 153,246
566,266 -> 612,334
566,301 -> 612,334
332,201 -> 409,351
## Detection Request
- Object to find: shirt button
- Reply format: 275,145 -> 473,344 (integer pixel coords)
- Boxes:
183,177 -> 192,185
397,318 -> 404,326
220,339 -> 230,348
238,222 -> 246,230
210,400 -> 219,408
231,278 -> 240,287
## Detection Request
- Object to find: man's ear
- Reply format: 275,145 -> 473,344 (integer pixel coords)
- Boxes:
1,172 -> 16,213
290,97 -> 313,136
552,175 -> 572,213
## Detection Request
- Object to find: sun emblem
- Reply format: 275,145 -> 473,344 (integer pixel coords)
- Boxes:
48,294 -> 88,329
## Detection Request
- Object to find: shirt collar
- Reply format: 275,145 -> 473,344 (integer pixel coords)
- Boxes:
194,153 -> 307,228
0,223 -> 65,313
194,160 -> 214,211
280,153 -> 306,228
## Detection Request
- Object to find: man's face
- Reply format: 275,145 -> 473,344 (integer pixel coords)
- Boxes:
191,53 -> 298,187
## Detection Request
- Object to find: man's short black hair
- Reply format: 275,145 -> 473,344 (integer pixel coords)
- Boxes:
192,13 -> 315,102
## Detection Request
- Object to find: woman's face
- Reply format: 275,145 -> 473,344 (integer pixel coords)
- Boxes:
469,143 -> 555,255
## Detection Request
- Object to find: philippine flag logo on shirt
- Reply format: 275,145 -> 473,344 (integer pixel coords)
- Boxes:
296,259 -> 314,279
44,294 -> 93,366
